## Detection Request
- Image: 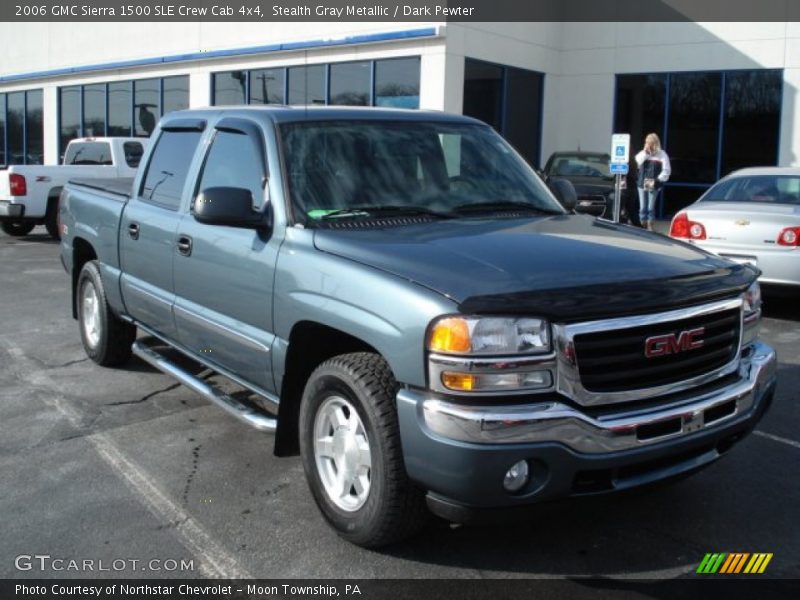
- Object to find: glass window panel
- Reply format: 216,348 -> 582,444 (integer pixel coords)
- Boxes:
140,130 -> 202,209
82,84 -> 106,138
287,65 -> 325,105
25,90 -> 43,164
163,75 -> 189,115
0,95 -> 6,165
212,71 -> 246,106
329,61 -> 370,106
249,68 -> 285,104
197,130 -> 266,208
666,72 -> 721,184
7,92 -> 25,165
375,57 -> 420,108
108,81 -> 132,137
59,86 -> 82,162
123,141 -> 145,168
134,78 -> 160,137
64,141 -> 112,165
721,70 -> 782,176
614,74 -> 667,168
503,67 -> 543,167
463,58 -> 503,130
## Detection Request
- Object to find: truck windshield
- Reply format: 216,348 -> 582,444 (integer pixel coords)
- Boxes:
280,120 -> 564,223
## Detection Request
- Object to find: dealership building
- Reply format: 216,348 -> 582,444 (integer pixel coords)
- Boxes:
0,20 -> 798,215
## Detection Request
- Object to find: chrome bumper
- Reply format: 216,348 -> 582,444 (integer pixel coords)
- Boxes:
0,201 -> 24,218
421,341 -> 776,453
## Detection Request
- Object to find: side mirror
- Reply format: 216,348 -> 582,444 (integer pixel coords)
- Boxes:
193,187 -> 271,229
549,178 -> 578,212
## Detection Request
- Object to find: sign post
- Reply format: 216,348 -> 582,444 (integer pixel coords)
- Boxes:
610,133 -> 630,223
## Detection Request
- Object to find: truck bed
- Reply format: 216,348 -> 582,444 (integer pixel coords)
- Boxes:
69,177 -> 133,199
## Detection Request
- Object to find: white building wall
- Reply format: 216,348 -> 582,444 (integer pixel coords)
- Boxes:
0,22 -> 447,164
2,21 -> 800,168
551,22 -> 799,166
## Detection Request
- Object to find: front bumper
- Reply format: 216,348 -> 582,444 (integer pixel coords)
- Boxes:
396,341 -> 776,512
0,201 -> 24,218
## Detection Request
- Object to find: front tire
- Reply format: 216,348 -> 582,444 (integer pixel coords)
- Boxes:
299,352 -> 427,547
77,260 -> 136,366
1,220 -> 35,237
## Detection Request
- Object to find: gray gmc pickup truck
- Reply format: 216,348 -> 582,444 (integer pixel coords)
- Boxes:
60,107 -> 777,547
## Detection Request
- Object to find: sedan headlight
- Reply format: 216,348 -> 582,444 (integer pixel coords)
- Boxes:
428,316 -> 550,355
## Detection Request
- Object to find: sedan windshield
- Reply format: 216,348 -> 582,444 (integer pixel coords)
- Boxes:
280,120 -> 564,223
703,175 -> 800,205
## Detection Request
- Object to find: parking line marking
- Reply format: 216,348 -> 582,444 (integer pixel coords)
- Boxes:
91,433 -> 252,579
1,339 -> 252,579
754,430 -> 800,450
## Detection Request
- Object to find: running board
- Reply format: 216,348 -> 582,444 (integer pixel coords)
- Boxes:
132,340 -> 277,432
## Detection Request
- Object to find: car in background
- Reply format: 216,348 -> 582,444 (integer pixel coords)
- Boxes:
669,167 -> 800,289
0,137 -> 146,240
543,151 -> 632,222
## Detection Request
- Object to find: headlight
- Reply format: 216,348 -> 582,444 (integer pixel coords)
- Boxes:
428,316 -> 550,355
743,281 -> 762,316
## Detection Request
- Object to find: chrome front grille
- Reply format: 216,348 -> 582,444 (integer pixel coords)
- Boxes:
554,298 -> 744,406
573,308 -> 740,393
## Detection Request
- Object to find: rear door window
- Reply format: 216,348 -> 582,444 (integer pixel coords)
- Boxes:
139,130 -> 202,210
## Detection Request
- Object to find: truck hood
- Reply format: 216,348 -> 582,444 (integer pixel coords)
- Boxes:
313,215 -> 756,321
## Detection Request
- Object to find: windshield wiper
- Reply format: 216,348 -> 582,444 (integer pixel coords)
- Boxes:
316,205 -> 454,221
453,201 -> 562,215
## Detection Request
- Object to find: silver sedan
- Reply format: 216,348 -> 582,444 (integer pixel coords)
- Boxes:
668,167 -> 800,288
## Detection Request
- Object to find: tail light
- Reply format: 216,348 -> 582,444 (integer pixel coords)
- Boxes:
777,226 -> 800,247
9,173 -> 27,196
669,212 -> 706,240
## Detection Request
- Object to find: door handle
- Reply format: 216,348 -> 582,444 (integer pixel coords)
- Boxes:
176,235 -> 193,257
127,222 -> 139,240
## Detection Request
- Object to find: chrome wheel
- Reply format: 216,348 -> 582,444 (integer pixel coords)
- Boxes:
81,281 -> 101,348
313,395 -> 372,512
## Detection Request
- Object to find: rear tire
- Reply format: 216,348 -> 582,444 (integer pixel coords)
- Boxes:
299,352 -> 427,547
1,220 -> 35,237
77,260 -> 136,366
45,197 -> 60,240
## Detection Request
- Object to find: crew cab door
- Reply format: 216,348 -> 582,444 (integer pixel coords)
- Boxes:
173,119 -> 279,392
119,123 -> 204,340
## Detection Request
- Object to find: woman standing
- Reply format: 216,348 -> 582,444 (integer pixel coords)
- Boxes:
634,133 -> 671,230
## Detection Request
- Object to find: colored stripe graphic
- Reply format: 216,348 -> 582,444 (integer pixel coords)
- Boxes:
697,553 -> 726,574
698,552 -> 773,574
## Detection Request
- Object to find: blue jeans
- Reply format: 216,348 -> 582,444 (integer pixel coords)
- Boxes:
638,187 -> 661,223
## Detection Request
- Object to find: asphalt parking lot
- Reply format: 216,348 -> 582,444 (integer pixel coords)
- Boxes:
1,226 -> 798,580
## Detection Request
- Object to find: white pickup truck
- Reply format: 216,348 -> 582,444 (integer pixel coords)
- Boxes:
0,137 -> 147,239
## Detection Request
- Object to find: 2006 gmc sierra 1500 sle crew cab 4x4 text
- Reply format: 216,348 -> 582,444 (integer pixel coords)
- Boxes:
59,107 -> 777,548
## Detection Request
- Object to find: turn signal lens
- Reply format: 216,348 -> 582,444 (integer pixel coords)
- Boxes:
429,318 -> 471,353
441,372 -> 476,391
441,371 -> 553,392
777,226 -> 800,247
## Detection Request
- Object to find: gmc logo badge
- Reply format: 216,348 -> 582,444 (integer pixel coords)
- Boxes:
644,327 -> 705,358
